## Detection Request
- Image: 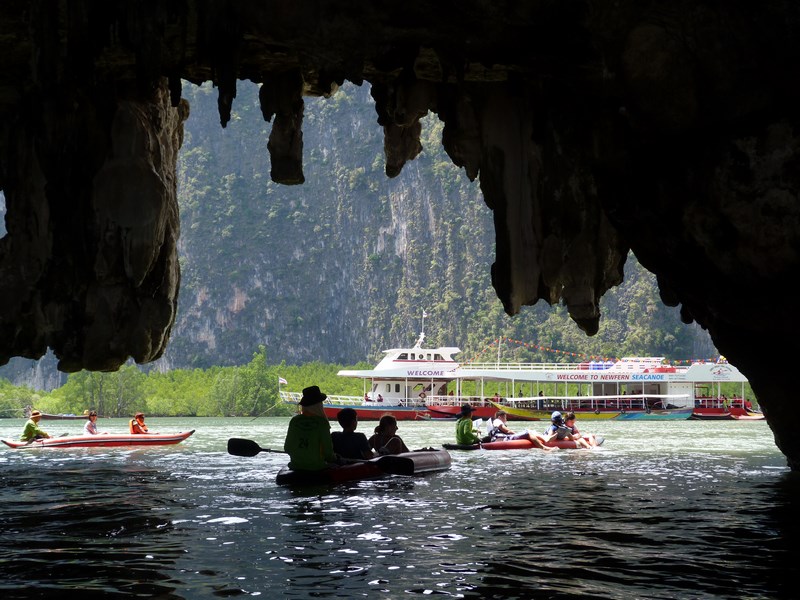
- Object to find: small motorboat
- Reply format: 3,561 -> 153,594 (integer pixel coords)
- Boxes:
1,430 -> 195,449
23,406 -> 90,420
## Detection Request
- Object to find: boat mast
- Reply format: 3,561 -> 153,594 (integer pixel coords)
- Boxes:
414,309 -> 427,348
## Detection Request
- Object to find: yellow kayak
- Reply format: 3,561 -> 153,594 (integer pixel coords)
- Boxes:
490,401 -> 620,421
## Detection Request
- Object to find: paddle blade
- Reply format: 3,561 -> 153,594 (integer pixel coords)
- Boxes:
227,438 -> 262,457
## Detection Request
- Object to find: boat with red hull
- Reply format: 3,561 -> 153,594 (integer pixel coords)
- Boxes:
280,322 -> 457,421
1,430 -> 195,449
450,356 -> 755,421
281,320 -> 758,423
424,403 -> 504,420
320,402 -> 429,421
691,407 -> 765,420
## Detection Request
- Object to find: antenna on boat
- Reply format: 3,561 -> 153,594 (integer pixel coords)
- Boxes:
414,310 -> 428,348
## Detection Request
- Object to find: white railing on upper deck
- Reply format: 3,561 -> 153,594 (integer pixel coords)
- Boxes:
421,393 -> 691,411
458,360 -> 687,373
458,362 -> 593,371
279,391 -> 427,409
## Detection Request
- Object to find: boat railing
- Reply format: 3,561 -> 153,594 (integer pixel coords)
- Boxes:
459,362 -> 603,372
421,394 -> 691,411
279,391 -> 427,409
693,395 -> 751,410
458,360 -> 692,374
422,395 -> 497,407
494,393 -> 691,411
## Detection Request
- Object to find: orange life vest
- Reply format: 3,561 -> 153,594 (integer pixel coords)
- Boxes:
130,419 -> 149,434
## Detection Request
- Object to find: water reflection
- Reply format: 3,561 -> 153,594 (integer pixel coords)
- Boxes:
0,462 -> 188,599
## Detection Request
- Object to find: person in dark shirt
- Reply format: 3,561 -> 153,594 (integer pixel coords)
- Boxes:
331,408 -> 374,460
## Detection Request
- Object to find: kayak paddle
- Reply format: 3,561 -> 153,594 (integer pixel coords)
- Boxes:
227,438 -> 286,457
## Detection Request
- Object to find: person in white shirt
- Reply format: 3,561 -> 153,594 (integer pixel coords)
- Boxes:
84,410 -> 100,435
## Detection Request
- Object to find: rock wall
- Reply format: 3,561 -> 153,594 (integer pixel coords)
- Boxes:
0,78 -> 188,371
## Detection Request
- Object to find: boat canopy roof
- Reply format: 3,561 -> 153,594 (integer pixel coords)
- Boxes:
337,344 -> 749,385
452,357 -> 748,384
337,344 -> 461,380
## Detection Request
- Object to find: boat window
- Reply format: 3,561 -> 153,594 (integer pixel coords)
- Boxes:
427,354 -> 432,360
395,384 -> 400,393
434,354 -> 443,361
385,384 -> 391,393
398,353 -> 408,360
371,384 -> 377,392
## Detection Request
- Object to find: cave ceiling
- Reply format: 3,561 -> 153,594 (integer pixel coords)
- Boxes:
2,1 -> 800,466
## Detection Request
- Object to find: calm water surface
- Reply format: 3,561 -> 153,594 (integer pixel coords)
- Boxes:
0,417 -> 797,599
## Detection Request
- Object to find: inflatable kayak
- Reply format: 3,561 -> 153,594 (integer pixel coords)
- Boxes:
275,448 -> 452,486
443,435 -> 604,451
1,430 -> 195,449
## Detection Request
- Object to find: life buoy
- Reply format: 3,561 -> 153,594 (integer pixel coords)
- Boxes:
594,408 -> 600,415
419,392 -> 427,399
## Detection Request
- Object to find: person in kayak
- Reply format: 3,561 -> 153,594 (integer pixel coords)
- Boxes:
544,411 -> 591,448
488,410 -> 555,451
130,412 -> 149,434
455,404 -> 481,445
332,408 -> 374,460
20,410 -> 51,442
368,414 -> 409,455
84,410 -> 100,435
562,412 -> 595,448
284,385 -> 337,471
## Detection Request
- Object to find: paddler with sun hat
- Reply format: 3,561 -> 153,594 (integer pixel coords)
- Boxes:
20,409 -> 52,442
283,385 -> 337,471
455,404 -> 482,445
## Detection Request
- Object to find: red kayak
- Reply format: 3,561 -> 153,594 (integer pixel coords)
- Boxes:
443,434 -> 604,451
1,430 -> 195,449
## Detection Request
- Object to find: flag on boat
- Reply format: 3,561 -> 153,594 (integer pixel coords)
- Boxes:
278,377 -> 288,385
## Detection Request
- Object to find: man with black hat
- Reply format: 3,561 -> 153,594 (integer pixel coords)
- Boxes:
455,404 -> 481,445
284,385 -> 337,471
